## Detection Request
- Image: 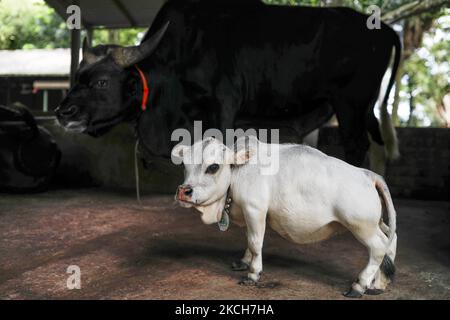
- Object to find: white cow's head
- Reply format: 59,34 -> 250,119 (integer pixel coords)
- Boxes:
172,136 -> 256,224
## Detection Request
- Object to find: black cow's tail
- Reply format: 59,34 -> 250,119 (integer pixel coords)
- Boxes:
380,28 -> 401,161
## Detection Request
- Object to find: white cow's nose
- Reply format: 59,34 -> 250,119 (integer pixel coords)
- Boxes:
177,184 -> 193,200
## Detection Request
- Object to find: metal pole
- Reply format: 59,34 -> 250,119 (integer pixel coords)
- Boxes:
70,28 -> 81,87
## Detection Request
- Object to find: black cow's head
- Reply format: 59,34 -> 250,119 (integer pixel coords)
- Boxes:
55,22 -> 170,136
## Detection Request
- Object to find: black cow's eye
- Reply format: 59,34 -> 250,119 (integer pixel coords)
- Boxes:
205,163 -> 220,174
95,80 -> 108,88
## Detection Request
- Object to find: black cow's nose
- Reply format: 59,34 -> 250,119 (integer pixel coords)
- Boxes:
57,105 -> 79,118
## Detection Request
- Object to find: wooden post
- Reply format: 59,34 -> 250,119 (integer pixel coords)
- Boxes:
70,27 -> 81,88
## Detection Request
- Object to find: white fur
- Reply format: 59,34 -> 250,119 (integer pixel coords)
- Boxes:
63,120 -> 87,133
174,137 -> 397,295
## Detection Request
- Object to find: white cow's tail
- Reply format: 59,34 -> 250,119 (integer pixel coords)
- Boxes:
374,175 -> 396,245
372,172 -> 397,279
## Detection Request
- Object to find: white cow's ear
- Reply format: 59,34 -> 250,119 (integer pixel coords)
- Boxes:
171,144 -> 189,162
222,146 -> 234,165
234,147 -> 256,165
231,135 -> 259,165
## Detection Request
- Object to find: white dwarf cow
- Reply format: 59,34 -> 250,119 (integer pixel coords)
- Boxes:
172,136 -> 397,298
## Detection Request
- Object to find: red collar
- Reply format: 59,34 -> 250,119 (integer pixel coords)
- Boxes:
134,65 -> 149,111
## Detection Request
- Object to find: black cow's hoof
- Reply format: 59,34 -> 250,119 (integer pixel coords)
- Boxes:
231,261 -> 249,271
238,277 -> 257,286
343,288 -> 363,298
365,288 -> 384,295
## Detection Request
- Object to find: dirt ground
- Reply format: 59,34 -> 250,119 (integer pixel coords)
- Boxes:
0,188 -> 449,300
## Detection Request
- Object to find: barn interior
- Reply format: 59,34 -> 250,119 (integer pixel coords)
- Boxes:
0,0 -> 449,300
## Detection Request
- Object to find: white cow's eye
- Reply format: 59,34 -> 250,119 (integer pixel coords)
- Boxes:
205,163 -> 220,174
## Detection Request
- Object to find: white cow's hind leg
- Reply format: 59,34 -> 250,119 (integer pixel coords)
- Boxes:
379,222 -> 397,260
345,227 -> 388,298
370,223 -> 397,292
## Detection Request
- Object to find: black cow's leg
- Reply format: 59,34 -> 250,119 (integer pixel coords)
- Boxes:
292,103 -> 334,138
344,136 -> 369,167
367,110 -> 388,175
335,102 -> 370,167
367,111 -> 384,146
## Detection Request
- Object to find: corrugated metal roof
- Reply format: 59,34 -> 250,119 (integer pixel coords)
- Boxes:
0,49 -> 75,76
44,0 -> 165,29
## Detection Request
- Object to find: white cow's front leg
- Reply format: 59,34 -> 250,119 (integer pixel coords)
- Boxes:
239,207 -> 267,285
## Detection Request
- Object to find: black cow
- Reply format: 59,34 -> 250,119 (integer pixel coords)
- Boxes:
1,103 -> 61,193
55,0 -> 400,168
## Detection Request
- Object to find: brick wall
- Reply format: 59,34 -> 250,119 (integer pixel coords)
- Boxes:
318,127 -> 450,201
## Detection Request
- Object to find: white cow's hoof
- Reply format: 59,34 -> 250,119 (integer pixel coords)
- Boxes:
238,277 -> 257,286
365,288 -> 384,295
231,260 -> 249,271
343,288 -> 363,298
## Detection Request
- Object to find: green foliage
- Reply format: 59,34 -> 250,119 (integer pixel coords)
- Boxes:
400,14 -> 450,126
0,0 -> 69,49
263,0 -> 403,12
0,0 -> 144,49
91,28 -> 146,47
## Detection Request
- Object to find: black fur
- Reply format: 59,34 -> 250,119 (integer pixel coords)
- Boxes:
57,0 -> 402,167
380,255 -> 396,280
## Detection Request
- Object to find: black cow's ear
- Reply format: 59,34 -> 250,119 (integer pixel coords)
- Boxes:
82,37 -> 100,65
112,21 -> 170,68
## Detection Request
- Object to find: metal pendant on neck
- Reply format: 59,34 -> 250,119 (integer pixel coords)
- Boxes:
218,190 -> 232,232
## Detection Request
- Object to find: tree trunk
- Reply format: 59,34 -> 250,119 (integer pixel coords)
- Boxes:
108,30 -> 120,44
407,77 -> 416,126
382,0 -> 450,24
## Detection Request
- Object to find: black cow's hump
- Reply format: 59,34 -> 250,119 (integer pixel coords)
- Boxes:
145,0 -> 264,42
161,0 -> 264,14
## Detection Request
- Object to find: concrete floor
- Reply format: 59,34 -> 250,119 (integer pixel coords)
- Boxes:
0,189 -> 449,300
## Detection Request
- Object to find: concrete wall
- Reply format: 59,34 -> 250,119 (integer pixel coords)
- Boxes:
40,119 -> 182,195
318,127 -> 450,201
40,119 -> 449,200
